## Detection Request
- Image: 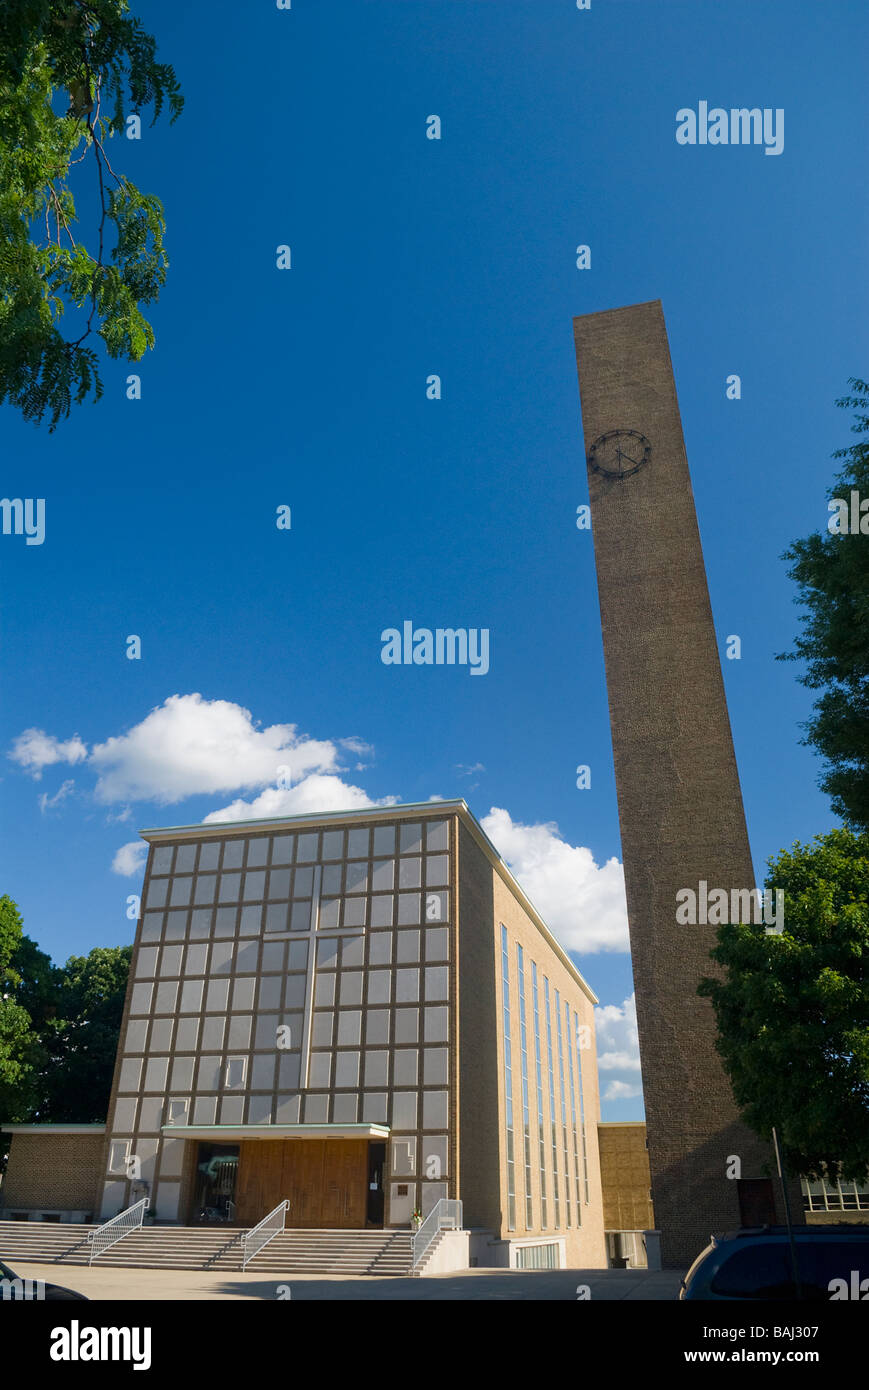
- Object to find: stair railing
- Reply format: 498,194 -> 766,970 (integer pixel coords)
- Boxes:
241,1199 -> 290,1270
412,1198 -> 463,1270
87,1198 -> 149,1265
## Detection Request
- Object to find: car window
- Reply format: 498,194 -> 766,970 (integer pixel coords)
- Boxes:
795,1242 -> 869,1299
710,1244 -> 794,1297
711,1239 -> 869,1300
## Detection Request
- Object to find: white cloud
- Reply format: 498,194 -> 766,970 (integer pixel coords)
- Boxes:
595,993 -> 640,1066
595,993 -> 643,1104
88,694 -> 345,804
480,807 -> 629,953
112,840 -> 149,877
602,1079 -> 643,1102
204,774 -> 398,824
598,1049 -> 641,1071
9,729 -> 88,779
38,778 -> 76,813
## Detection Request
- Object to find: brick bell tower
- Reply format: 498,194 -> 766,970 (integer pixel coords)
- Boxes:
572,299 -> 801,1267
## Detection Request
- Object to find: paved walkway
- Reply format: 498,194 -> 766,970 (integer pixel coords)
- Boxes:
6,1261 -> 684,1301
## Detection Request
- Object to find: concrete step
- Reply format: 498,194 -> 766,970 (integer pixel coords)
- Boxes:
0,1221 -> 413,1275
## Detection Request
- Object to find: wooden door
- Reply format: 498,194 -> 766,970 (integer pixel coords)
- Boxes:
281,1140 -> 324,1227
236,1140 -> 368,1228
235,1140 -> 283,1225
318,1141 -> 367,1228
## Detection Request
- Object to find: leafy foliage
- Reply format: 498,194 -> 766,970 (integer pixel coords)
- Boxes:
38,945 -> 132,1121
0,893 -> 131,1124
699,829 -> 869,1181
778,380 -> 869,828
0,894 -> 50,1123
0,1 -> 182,430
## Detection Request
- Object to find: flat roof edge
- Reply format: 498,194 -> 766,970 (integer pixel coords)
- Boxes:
1,1124 -> 106,1134
139,800 -> 469,840
456,810 -> 600,1006
138,797 -> 600,1006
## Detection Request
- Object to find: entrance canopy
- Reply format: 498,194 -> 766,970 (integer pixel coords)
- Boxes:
161,1122 -> 390,1142
176,1125 -> 391,1228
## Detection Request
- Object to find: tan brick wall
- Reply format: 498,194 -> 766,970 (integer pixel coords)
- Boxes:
574,301 -> 802,1265
456,818 -> 500,1233
458,825 -> 607,1268
2,1132 -> 106,1215
598,1122 -> 654,1231
806,1211 -> 869,1226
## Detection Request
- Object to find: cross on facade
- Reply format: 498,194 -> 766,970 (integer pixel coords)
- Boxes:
279,864 -> 366,1089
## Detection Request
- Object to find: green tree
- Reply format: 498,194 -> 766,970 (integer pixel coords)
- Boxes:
778,379 -> 869,829
0,0 -> 182,431
0,999 -> 45,1125
38,944 -> 131,1121
0,894 -> 131,1124
699,828 -> 869,1181
0,895 -> 47,1124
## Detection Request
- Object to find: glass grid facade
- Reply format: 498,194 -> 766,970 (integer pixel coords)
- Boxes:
103,811 -> 596,1238
107,816 -> 454,1223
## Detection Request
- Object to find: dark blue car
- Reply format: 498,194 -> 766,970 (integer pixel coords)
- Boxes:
680,1226 -> 869,1300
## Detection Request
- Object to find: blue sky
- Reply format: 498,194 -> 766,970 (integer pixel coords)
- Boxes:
2,0 -> 867,1120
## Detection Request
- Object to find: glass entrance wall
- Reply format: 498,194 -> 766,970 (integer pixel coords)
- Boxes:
367,1141 -> 386,1226
192,1143 -> 239,1224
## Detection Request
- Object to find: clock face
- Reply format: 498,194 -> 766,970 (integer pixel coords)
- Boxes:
587,429 -> 652,480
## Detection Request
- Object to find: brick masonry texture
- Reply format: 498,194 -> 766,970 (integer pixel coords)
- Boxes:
2,1133 -> 106,1215
574,301 -> 802,1267
598,1122 -> 654,1232
453,821 -> 607,1267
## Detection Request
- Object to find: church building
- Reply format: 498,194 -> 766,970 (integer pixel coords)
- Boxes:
2,800 -> 607,1271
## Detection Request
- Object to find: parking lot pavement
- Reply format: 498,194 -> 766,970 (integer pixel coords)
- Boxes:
4,1261 -> 685,1301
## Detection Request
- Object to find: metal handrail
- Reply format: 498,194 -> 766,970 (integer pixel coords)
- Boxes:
242,1199 -> 290,1270
87,1198 -> 149,1264
412,1198 -> 463,1269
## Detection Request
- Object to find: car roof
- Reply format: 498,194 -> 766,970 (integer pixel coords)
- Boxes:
715,1224 -> 869,1241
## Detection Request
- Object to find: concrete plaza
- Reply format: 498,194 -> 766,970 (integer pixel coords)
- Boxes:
6,1260 -> 684,1301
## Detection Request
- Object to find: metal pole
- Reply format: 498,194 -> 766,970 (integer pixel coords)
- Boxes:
772,1126 -> 801,1300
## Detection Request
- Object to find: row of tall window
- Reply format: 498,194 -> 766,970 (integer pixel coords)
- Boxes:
501,927 -> 589,1233
500,926 -> 516,1230
516,946 -> 533,1229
